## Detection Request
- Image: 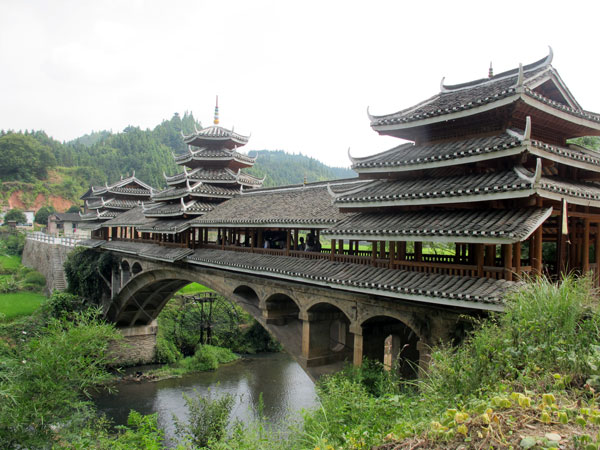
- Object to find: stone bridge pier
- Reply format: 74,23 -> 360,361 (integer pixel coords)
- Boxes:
105,256 -> 465,379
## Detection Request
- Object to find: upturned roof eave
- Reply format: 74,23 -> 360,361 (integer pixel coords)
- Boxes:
371,93 -> 600,136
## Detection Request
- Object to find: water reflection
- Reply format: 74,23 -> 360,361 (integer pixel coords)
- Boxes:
95,353 -> 317,445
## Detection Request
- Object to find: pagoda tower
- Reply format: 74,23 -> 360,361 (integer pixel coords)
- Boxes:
143,100 -> 264,219
80,173 -> 153,225
324,48 -> 600,281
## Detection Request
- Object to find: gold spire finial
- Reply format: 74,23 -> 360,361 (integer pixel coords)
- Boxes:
488,62 -> 493,78
214,95 -> 219,125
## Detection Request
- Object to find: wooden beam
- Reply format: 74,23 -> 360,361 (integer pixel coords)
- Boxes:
476,243 -> 484,277
330,239 -> 336,261
534,225 -> 543,276
503,244 -> 513,281
583,218 -> 590,273
513,242 -> 521,277
414,242 -> 422,262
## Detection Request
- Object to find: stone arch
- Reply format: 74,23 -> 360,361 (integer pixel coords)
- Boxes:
232,285 -> 261,318
120,260 -> 132,286
306,302 -> 353,356
264,293 -> 300,325
360,315 -> 420,378
303,298 -> 355,325
131,262 -> 143,275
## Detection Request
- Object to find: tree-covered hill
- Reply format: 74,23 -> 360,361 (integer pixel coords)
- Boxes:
0,113 -> 356,210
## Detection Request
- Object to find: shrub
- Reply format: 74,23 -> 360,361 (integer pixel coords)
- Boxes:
22,270 -> 46,289
173,390 -> 235,448
42,291 -> 88,318
156,335 -> 181,364
179,344 -> 238,372
425,276 -> 600,400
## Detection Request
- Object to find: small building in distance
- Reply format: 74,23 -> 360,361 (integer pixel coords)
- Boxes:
47,212 -> 89,238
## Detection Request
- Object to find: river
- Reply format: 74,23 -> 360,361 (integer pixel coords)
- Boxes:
95,352 -> 317,446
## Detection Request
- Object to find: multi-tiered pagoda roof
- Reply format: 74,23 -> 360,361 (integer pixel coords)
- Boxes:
142,103 -> 263,228
80,174 -> 153,226
324,48 -> 600,281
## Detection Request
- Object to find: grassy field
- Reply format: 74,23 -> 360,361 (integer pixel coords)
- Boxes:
0,292 -> 46,319
176,282 -> 212,295
0,255 -> 21,272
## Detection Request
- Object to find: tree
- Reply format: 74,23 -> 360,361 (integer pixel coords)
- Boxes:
34,206 -> 55,225
0,133 -> 56,181
4,209 -> 26,224
66,205 -> 80,213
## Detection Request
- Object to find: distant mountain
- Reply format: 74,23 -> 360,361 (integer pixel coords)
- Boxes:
247,150 -> 355,188
0,114 -> 358,211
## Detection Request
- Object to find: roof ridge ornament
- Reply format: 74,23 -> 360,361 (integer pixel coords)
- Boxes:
524,116 -> 532,141
488,62 -> 493,78
516,63 -> 524,88
439,77 -> 448,93
534,157 -> 542,185
347,147 -> 357,164
214,95 -> 219,125
366,106 -> 375,122
326,183 -> 341,200
186,178 -> 191,191
546,45 -> 554,65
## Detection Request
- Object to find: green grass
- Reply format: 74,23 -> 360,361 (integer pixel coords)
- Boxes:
176,283 -> 212,295
0,255 -> 21,272
0,292 -> 46,319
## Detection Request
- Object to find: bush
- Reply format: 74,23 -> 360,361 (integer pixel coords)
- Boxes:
42,291 -> 88,318
0,309 -> 121,446
3,209 -> 26,224
425,276 -> 600,400
173,390 -> 235,448
179,344 -> 238,372
155,335 -> 181,364
22,270 -> 46,290
1,233 -> 25,255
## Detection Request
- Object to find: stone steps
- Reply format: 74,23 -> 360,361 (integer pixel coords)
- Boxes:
51,247 -> 67,292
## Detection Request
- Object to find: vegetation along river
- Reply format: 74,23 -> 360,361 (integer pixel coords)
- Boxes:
95,352 -> 317,445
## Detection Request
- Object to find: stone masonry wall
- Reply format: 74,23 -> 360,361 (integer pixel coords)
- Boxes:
108,321 -> 158,365
22,238 -> 71,294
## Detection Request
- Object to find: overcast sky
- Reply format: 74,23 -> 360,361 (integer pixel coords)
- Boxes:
1,0 -> 599,167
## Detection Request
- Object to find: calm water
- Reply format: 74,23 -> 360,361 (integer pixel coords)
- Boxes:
95,352 -> 317,446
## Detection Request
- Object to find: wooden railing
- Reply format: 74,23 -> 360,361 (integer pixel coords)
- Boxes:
89,236 -> 537,281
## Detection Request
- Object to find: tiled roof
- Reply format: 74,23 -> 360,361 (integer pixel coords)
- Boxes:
369,53 -> 600,130
182,125 -> 249,148
334,169 -> 533,207
136,218 -> 194,234
336,167 -> 600,209
143,200 -> 214,218
352,130 -> 600,174
351,132 -> 522,172
99,240 -> 194,262
323,207 -> 552,244
101,206 -> 153,227
190,182 -> 349,227
152,184 -> 240,201
174,148 -> 256,166
51,213 -> 82,222
165,168 -> 262,186
79,210 -> 118,221
91,176 -> 153,196
87,198 -> 140,210
186,248 -> 511,310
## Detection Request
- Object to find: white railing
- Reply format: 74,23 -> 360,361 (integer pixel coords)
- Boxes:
27,232 -> 82,248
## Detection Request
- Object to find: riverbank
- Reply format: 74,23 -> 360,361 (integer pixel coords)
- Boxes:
95,352 -> 317,446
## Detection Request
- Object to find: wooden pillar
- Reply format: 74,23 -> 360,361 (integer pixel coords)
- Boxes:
330,239 -> 336,261
389,241 -> 396,269
414,242 -> 422,262
513,242 -> 522,277
583,218 -> 590,274
371,241 -> 376,266
258,230 -> 264,249
338,238 -> 344,255
533,225 -> 543,276
398,242 -> 406,261
293,228 -> 298,250
286,229 -> 291,256
476,243 -> 484,277
596,227 -> 600,286
485,245 -> 495,267
502,243 -> 513,281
